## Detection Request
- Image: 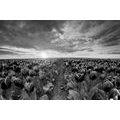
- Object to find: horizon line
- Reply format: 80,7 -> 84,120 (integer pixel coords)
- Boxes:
0,57 -> 120,60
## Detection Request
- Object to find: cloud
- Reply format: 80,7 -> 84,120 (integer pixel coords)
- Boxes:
0,45 -> 37,55
50,20 -> 120,56
0,20 -> 65,50
0,45 -> 67,59
0,20 -> 120,58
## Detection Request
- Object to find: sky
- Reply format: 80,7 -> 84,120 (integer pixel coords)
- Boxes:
0,20 -> 120,59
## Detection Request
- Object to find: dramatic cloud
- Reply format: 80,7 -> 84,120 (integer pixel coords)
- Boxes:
51,21 -> 120,55
0,20 -> 120,59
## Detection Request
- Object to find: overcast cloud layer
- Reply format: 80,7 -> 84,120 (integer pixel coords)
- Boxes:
0,20 -> 120,59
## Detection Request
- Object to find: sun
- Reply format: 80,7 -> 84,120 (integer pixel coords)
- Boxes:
40,51 -> 48,58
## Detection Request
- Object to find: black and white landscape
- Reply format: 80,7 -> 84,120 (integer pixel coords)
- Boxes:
0,20 -> 120,100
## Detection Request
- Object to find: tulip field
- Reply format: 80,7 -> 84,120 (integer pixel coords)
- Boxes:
0,58 -> 120,100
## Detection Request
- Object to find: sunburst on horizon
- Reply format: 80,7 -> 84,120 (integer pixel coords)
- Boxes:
40,51 -> 48,59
